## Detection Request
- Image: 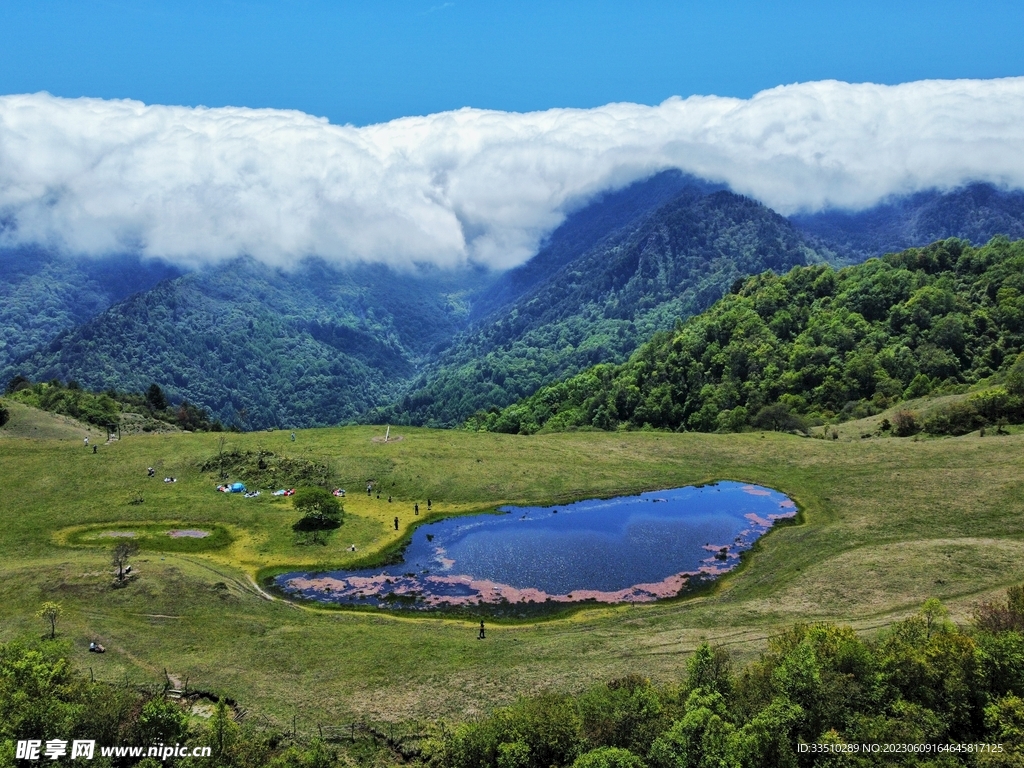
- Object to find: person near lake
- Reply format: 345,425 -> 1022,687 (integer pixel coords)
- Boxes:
415,503 -> 419,515
478,620 -> 485,640
394,517 -> 399,530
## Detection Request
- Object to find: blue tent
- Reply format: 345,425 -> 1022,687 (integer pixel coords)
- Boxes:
229,482 -> 246,493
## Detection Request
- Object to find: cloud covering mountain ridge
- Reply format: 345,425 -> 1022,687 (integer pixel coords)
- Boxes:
2,77 -> 1024,270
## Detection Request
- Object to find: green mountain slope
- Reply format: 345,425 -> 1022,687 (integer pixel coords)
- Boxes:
374,189 -> 836,427
790,183 -> 1024,260
5,173 -> 703,430
469,170 -> 724,321
11,259 -> 490,429
0,247 -> 181,374
477,237 -> 1024,434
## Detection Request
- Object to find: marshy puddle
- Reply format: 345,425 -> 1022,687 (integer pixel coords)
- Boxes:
274,481 -> 796,612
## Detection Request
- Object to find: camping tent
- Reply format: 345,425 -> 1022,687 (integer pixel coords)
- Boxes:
230,482 -> 246,493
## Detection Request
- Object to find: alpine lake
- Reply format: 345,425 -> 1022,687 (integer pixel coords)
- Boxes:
272,481 -> 798,616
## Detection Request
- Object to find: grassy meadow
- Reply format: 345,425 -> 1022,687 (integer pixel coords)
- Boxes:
1,398 -> 1023,728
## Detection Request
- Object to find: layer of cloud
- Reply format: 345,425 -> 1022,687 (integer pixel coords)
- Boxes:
2,78 -> 1024,270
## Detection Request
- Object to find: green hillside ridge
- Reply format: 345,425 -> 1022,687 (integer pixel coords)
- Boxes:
12,258 -> 491,429
374,190 -> 837,428
0,247 -> 181,376
474,237 -> 1024,435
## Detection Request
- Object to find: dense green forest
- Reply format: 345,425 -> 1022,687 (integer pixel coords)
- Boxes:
0,247 -> 180,377
473,237 -> 1024,435
373,190 -> 837,428
4,588 -> 1024,767
11,259 -> 489,430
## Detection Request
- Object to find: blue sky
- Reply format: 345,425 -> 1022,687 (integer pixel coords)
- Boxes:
2,0 -> 1023,126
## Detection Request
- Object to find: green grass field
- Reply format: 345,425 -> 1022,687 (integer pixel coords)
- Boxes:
1,398 -> 1023,729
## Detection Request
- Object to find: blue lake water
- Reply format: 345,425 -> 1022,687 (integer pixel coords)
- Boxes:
274,481 -> 796,612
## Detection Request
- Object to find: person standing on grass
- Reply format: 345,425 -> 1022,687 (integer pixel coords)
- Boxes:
394,516 -> 399,530
478,620 -> 485,640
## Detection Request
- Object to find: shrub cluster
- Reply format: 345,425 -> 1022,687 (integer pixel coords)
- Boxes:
5,377 -> 222,432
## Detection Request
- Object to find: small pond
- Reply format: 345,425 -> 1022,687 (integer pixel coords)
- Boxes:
273,481 -> 796,612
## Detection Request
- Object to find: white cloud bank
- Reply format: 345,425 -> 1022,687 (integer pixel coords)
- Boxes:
2,78 -> 1024,270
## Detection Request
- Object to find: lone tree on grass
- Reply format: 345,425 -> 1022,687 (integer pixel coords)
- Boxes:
293,487 -> 343,545
145,383 -> 168,412
112,540 -> 140,581
37,601 -> 62,639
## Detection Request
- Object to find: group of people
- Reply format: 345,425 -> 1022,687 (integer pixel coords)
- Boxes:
386,498 -> 433,531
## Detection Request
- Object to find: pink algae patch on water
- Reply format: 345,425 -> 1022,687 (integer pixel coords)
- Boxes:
779,500 -> 797,509
741,485 -> 772,496
166,529 -> 211,538
284,569 -> 723,607
420,571 -> 700,606
744,512 -> 774,527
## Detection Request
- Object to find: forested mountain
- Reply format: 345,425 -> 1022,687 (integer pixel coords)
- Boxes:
1,172 -> 722,429
0,246 -> 181,375
475,237 -> 1024,435
790,182 -> 1024,260
469,171 -> 725,321
371,189 -> 836,427
11,258 -> 490,429
8,179 -> 1024,431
